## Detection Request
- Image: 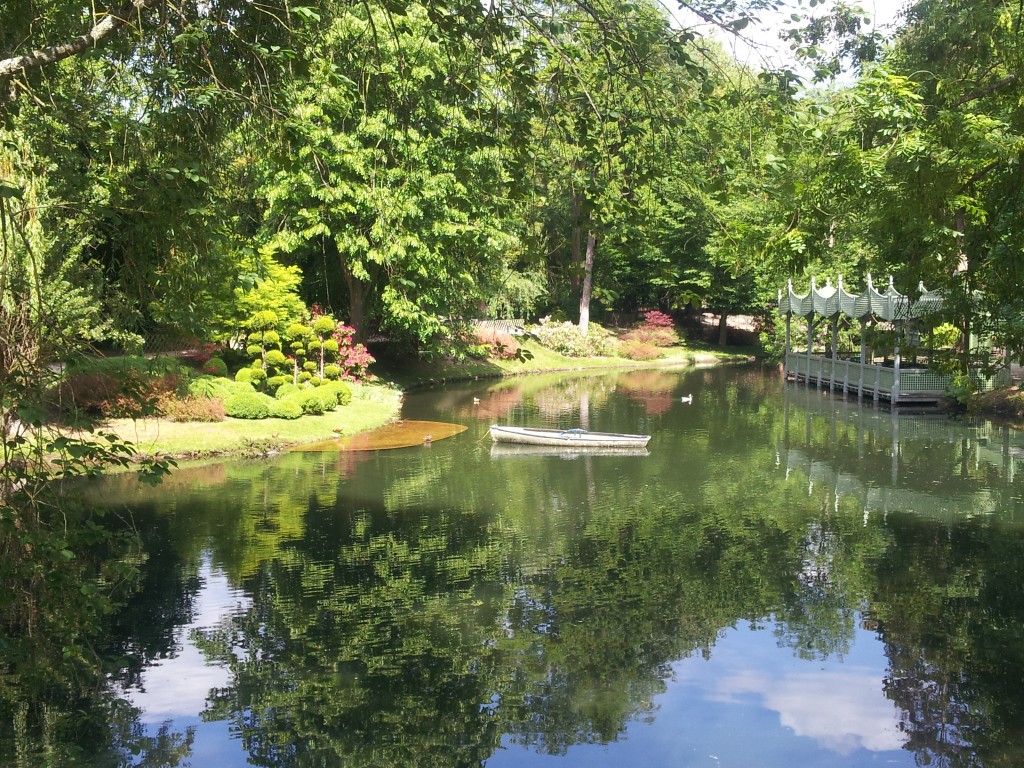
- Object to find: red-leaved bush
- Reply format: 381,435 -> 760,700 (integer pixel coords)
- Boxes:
622,310 -> 680,348
475,330 -> 522,360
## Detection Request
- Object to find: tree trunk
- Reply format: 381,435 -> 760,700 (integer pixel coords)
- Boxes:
341,259 -> 371,344
579,232 -> 596,333
570,193 -> 583,295
717,311 -> 729,346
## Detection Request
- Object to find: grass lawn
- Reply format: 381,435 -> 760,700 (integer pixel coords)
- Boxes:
106,382 -> 402,461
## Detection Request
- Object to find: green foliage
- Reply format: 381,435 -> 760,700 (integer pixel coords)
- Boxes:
202,357 -> 228,377
320,380 -> 353,407
266,375 -> 288,390
531,318 -> 618,357
269,398 -> 304,420
223,390 -> 274,419
323,363 -> 341,380
235,368 -> 255,384
265,349 -> 287,368
276,383 -> 299,399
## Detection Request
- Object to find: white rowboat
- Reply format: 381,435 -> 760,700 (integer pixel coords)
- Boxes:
489,425 -> 651,449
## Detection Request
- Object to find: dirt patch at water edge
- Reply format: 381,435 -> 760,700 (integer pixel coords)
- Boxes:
972,386 -> 1024,425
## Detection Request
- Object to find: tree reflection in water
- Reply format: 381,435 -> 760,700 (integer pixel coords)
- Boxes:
6,368 -> 1024,766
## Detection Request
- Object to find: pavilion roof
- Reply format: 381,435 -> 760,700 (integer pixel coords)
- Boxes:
778,275 -> 944,322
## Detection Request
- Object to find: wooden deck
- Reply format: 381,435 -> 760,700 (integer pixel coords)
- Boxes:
783,352 -> 1008,406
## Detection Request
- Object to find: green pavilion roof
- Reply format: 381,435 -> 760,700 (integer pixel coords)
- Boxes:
778,275 -> 944,322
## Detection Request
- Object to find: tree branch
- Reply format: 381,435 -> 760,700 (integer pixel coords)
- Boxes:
0,0 -> 163,81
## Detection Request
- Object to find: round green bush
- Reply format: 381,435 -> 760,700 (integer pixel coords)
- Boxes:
312,316 -> 336,335
270,398 -> 303,419
276,382 -> 299,399
224,390 -> 273,419
266,375 -> 287,390
321,380 -> 352,406
309,376 -> 323,387
248,366 -> 268,382
302,361 -> 318,372
245,344 -> 263,358
322,338 -> 339,354
202,357 -> 228,377
265,349 -> 287,367
295,389 -> 326,415
315,389 -> 338,412
263,331 -> 281,346
323,363 -> 341,380
298,371 -> 313,383
235,367 -> 255,383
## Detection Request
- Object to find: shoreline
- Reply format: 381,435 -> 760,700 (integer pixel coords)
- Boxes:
106,344 -> 759,465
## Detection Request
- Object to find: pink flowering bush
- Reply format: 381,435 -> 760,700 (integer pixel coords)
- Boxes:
332,323 -> 375,380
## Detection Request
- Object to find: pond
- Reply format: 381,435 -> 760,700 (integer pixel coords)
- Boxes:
5,364 -> 1024,767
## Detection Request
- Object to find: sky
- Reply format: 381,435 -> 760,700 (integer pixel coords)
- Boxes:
675,0 -> 911,77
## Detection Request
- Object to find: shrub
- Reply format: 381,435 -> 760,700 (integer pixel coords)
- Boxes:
323,363 -> 341,380
475,329 -> 522,360
159,396 -> 227,422
235,368 -> 255,384
202,357 -> 228,377
619,339 -> 663,361
531,318 -> 617,357
266,375 -> 288,390
298,371 -> 313,383
180,341 -> 220,367
265,349 -> 287,368
49,370 -> 185,419
303,361 -> 318,372
622,310 -> 680,348
293,390 -> 326,415
248,366 -> 268,383
269,398 -> 303,419
223,390 -> 273,419
321,380 -> 353,407
276,383 -> 299,399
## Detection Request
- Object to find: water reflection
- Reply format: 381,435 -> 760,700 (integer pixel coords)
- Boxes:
6,367 -> 1024,767
780,382 -> 1024,521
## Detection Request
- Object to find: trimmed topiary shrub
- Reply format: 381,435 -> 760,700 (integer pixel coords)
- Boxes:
202,357 -> 228,377
321,380 -> 353,406
224,390 -> 273,419
276,382 -> 299,399
269,398 -> 303,419
265,349 -> 287,368
323,363 -> 341,380
294,389 -> 326,415
266,375 -> 287,390
235,367 -> 254,384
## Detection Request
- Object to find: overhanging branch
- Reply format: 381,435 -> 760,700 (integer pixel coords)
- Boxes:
0,0 -> 163,81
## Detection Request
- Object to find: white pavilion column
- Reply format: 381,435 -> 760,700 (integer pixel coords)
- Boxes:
830,316 -> 839,392
892,333 -> 902,405
858,320 -> 867,399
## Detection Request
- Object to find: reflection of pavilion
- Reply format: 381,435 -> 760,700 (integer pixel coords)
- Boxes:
778,276 -> 1009,406
778,384 -> 1024,521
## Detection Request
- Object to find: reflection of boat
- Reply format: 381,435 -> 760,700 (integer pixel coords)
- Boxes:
489,424 -> 651,448
490,443 -> 649,459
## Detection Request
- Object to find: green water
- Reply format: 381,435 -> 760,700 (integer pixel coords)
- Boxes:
4,365 -> 1024,766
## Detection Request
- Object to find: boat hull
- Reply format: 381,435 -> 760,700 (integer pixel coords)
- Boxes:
489,425 -> 651,449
